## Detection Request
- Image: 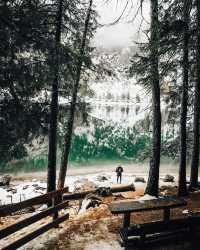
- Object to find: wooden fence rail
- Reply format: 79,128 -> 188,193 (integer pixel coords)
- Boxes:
0,200 -> 69,240
0,184 -> 135,217
0,200 -> 69,250
0,187 -> 69,217
2,213 -> 69,250
0,184 -> 135,249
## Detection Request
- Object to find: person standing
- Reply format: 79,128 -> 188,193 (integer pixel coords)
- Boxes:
116,165 -> 123,184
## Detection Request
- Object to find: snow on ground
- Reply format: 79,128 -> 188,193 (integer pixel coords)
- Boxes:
0,180 -> 46,205
85,240 -> 123,250
136,194 -> 157,201
0,170 -> 187,250
0,172 -> 177,205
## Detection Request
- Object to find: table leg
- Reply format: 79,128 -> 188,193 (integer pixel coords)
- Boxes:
164,208 -> 170,221
123,212 -> 131,227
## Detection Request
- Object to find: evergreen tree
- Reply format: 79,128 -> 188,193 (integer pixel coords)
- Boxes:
178,0 -> 191,197
57,0 -> 94,189
0,0 -> 96,168
47,0 -> 63,194
144,0 -> 161,197
0,0 -> 53,162
189,0 -> 200,190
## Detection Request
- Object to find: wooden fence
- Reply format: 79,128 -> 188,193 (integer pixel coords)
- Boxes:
0,184 -> 135,249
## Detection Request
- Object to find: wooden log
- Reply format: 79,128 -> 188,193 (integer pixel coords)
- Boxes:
0,200 -> 69,240
0,187 -> 69,217
110,184 -> 135,193
1,213 -> 69,250
63,184 -> 135,201
0,184 -> 134,217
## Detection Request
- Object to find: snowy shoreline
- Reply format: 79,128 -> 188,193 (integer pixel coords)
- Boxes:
0,170 -> 193,250
0,171 -> 178,205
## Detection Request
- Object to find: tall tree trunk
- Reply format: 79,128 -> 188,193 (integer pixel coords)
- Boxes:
57,0 -> 93,189
145,0 -> 161,197
178,0 -> 190,197
189,0 -> 200,189
47,0 -> 63,194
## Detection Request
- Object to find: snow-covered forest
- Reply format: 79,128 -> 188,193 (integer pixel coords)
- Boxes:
1,0 -> 200,249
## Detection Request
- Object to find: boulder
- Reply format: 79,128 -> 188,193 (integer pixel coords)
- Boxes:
34,186 -> 46,191
134,177 -> 146,183
23,185 -> 29,190
32,183 -> 39,188
74,178 -> 97,192
0,174 -> 12,186
96,175 -> 108,182
163,174 -> 175,182
7,187 -> 17,194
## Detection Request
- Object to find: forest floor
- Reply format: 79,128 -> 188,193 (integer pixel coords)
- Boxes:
1,182 -> 200,250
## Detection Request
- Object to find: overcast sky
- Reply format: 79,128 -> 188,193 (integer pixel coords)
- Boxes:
93,0 -> 150,48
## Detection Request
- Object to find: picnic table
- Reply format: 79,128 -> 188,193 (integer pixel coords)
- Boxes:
108,196 -> 200,247
109,196 -> 187,227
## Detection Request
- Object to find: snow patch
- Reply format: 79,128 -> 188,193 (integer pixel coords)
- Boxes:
85,240 -> 124,250
182,209 -> 189,214
79,199 -> 92,214
136,194 -> 157,201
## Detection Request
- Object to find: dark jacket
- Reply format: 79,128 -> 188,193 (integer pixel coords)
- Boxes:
116,166 -> 123,175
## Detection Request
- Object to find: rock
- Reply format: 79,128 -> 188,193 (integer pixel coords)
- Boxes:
74,179 -> 97,192
163,174 -> 175,182
23,185 -> 29,190
32,183 -> 39,188
34,186 -> 46,191
134,177 -> 146,183
6,187 -> 17,193
0,175 -> 12,186
96,175 -> 108,182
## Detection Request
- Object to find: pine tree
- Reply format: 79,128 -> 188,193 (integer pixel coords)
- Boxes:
47,0 -> 63,194
0,0 -> 53,162
57,0 -> 94,189
145,0 -> 161,197
178,0 -> 190,197
189,0 -> 200,190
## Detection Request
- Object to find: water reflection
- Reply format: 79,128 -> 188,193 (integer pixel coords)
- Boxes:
90,103 -> 138,125
88,81 -> 149,125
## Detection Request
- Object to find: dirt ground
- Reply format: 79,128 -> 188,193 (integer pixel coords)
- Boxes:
0,187 -> 200,250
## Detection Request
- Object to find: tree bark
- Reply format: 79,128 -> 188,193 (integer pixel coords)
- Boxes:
57,0 -> 93,189
189,0 -> 200,189
47,0 -> 63,194
178,0 -> 190,197
145,0 -> 161,197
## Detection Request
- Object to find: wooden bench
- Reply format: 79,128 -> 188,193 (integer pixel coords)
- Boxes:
119,215 -> 200,246
108,196 -> 200,247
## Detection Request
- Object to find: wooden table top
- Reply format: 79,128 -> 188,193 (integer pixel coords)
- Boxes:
109,196 -> 187,214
